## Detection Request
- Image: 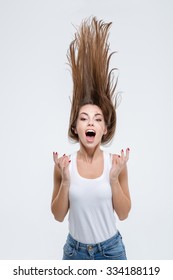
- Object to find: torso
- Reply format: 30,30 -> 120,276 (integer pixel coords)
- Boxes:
68,150 -> 117,244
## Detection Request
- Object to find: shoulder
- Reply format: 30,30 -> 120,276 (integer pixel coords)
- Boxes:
103,151 -> 112,169
104,151 -> 118,162
102,150 -> 112,157
69,151 -> 76,158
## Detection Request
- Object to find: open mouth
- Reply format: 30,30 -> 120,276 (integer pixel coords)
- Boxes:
85,130 -> 96,142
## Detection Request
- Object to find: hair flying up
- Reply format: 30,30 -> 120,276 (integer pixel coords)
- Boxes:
67,16 -> 118,144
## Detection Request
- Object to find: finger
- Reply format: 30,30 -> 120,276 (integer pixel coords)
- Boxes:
112,154 -> 120,159
57,155 -> 66,169
61,155 -> 71,168
64,156 -> 70,166
121,149 -> 124,158
53,152 -> 58,162
112,154 -> 118,161
112,155 -> 119,167
125,148 -> 130,161
112,154 -> 116,165
53,151 -> 55,160
59,156 -> 66,168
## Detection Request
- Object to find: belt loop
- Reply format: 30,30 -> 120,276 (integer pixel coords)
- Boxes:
75,240 -> 79,250
97,243 -> 102,252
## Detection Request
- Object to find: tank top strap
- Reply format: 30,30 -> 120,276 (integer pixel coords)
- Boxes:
68,151 -> 77,176
103,151 -> 112,180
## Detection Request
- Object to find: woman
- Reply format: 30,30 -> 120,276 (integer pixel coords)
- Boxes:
51,17 -> 131,260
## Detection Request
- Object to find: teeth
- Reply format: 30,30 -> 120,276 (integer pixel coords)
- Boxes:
86,129 -> 95,133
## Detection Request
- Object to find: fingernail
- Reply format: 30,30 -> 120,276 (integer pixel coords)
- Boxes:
118,155 -> 120,158
121,149 -> 124,152
69,160 -> 71,163
63,154 -> 65,156
56,152 -> 57,155
127,148 -> 130,151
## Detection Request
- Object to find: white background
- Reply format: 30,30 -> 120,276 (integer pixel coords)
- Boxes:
0,0 -> 172,260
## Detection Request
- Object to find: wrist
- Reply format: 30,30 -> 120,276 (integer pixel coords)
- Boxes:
110,177 -> 119,185
61,179 -> 70,188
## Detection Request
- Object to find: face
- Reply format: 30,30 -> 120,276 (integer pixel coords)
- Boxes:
74,104 -> 107,147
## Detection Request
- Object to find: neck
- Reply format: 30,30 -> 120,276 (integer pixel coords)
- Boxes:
78,143 -> 102,162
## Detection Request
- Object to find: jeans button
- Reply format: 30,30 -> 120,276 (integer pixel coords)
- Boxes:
88,245 -> 93,250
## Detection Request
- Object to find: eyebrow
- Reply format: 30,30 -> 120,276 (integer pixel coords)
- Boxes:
80,112 -> 103,117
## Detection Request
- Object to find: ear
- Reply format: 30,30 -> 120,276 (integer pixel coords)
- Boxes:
73,127 -> 78,134
103,126 -> 107,135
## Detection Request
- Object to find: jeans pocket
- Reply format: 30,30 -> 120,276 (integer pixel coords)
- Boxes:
103,236 -> 126,259
63,242 -> 77,258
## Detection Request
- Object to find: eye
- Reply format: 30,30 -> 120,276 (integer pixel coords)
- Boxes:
96,118 -> 102,122
80,117 -> 87,121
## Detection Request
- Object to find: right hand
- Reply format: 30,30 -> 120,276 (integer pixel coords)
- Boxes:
53,152 -> 71,183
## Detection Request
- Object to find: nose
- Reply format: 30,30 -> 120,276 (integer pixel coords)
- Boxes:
88,121 -> 94,126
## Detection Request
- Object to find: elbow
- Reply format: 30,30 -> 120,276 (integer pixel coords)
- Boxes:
53,215 -> 64,222
118,213 -> 129,221
51,211 -> 65,222
118,205 -> 131,221
51,206 -> 65,222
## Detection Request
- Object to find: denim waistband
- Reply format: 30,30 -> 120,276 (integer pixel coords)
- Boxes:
67,231 -> 120,251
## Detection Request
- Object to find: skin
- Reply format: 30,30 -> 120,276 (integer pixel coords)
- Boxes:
51,104 -> 131,222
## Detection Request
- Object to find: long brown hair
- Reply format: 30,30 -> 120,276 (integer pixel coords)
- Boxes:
67,17 -> 118,144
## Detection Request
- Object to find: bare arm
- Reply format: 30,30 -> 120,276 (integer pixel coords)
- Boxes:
110,149 -> 131,220
51,153 -> 70,222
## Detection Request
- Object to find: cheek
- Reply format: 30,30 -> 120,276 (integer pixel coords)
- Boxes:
98,123 -> 107,135
97,125 -> 107,137
75,123 -> 84,135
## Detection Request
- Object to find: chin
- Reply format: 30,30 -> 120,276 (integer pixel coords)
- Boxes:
82,140 -> 101,148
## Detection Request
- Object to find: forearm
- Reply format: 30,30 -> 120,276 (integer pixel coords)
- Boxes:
51,181 -> 69,222
111,180 -> 131,220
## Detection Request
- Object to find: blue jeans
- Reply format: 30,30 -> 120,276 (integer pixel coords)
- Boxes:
62,231 -> 127,260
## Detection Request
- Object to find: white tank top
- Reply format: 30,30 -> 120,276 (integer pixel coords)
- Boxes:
68,151 -> 117,244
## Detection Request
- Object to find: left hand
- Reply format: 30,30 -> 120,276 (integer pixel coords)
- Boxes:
110,148 -> 130,182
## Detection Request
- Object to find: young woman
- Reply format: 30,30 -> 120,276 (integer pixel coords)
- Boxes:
51,17 -> 131,260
